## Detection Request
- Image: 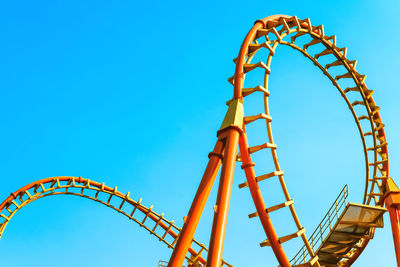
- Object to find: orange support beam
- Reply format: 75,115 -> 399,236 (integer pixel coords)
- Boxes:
388,206 -> 400,267
168,140 -> 224,267
385,178 -> 400,267
169,96 -> 244,266
207,128 -> 240,267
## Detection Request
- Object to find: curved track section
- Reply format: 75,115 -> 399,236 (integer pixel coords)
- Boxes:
230,15 -> 389,266
0,176 -> 231,267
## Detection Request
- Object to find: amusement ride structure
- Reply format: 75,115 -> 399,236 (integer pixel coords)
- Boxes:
1,14 -> 399,267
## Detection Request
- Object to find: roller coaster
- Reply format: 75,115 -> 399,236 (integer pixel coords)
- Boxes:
1,15 -> 399,267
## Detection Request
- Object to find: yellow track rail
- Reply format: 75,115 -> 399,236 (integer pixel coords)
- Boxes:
0,176 -> 232,267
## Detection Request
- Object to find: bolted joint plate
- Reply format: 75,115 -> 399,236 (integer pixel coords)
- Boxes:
386,177 -> 400,193
219,99 -> 244,132
384,177 -> 400,208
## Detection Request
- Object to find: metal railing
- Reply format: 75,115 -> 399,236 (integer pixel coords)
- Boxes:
158,260 -> 188,267
290,185 -> 349,265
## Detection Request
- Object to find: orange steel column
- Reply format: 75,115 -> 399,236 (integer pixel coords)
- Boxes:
388,206 -> 400,267
238,130 -> 291,267
168,140 -> 224,267
385,178 -> 400,267
206,128 -> 240,267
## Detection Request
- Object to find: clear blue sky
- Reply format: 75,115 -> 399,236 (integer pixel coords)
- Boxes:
0,0 -> 399,266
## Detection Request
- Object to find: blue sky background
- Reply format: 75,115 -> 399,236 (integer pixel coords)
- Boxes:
0,0 -> 399,266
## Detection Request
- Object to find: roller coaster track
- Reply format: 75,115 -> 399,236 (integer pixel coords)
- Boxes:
226,14 -> 389,266
0,176 -> 232,267
0,14 -> 396,267
230,14 -> 388,206
167,14 -> 392,267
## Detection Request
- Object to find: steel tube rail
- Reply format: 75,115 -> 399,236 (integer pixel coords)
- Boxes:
233,15 -> 290,99
232,15 -> 318,266
238,130 -> 291,266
